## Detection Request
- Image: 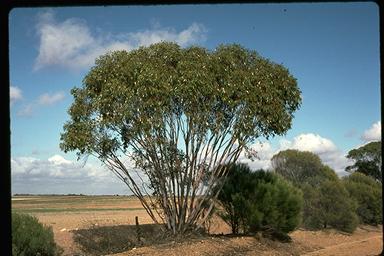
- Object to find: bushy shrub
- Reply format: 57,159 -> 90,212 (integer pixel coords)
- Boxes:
342,172 -> 382,225
12,212 -> 62,256
301,180 -> 359,233
271,149 -> 359,233
217,163 -> 303,236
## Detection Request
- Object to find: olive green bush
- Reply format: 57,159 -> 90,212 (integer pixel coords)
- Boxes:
217,163 -> 303,236
12,212 -> 62,256
343,172 -> 382,225
301,180 -> 359,233
271,149 -> 359,233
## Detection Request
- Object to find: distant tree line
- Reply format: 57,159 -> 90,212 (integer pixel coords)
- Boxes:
13,193 -> 86,196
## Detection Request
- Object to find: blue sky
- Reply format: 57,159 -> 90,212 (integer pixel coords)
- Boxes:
10,3 -> 380,195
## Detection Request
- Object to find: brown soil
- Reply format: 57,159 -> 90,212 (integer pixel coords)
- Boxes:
12,196 -> 383,256
109,226 -> 383,256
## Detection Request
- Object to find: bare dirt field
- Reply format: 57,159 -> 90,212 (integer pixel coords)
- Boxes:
12,195 -> 383,256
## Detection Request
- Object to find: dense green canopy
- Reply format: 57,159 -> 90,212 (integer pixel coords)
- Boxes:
61,42 -> 301,158
217,163 -> 303,235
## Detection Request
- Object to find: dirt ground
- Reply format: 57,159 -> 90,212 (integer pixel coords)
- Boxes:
109,226 -> 383,256
12,196 -> 383,256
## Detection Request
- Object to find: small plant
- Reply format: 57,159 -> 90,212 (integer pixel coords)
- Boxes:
12,212 -> 62,256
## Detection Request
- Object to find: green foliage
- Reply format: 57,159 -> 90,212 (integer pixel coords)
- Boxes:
301,179 -> 359,233
217,163 -> 303,235
271,149 -> 359,233
61,42 -> 301,158
271,150 -> 337,186
342,172 -> 382,225
12,212 -> 62,256
60,42 -> 302,234
346,141 -> 382,182
216,163 -> 253,234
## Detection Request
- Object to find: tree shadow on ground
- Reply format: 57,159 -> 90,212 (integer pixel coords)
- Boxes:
72,223 -> 207,255
72,223 -> 297,256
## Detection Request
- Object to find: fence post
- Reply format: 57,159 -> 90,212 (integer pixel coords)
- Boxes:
135,216 -> 141,244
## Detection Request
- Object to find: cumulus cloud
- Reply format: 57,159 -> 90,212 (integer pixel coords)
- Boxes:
12,132 -> 352,194
287,133 -> 337,153
127,22 -> 206,47
11,154 -> 151,195
12,155 -> 107,180
34,10 -> 207,71
16,91 -> 65,117
240,141 -> 275,170
239,133 -> 351,175
10,86 -> 22,105
38,91 -> 65,106
17,104 -> 34,117
11,154 -> 129,194
361,121 -> 381,142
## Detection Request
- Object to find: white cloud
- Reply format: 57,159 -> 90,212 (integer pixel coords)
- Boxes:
12,155 -> 106,180
127,22 -> 207,47
38,91 -> 65,106
278,133 -> 351,174
16,91 -> 65,117
34,10 -> 96,70
287,133 -> 337,154
238,133 -> 351,175
11,154 -> 149,195
240,141 -> 275,170
11,154 -> 128,194
48,154 -> 72,165
10,86 -> 22,105
361,121 -> 381,142
17,104 -> 34,117
34,10 -> 207,70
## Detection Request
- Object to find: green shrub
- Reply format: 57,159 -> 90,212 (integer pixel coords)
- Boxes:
301,180 -> 359,233
12,212 -> 62,256
342,172 -> 382,225
217,163 -> 303,237
271,149 -> 359,233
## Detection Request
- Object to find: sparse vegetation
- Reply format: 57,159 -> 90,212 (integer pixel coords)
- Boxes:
12,212 -> 63,256
11,195 -> 383,255
73,223 -> 206,255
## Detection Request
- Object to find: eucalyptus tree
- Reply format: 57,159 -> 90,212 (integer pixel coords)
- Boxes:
60,42 -> 301,234
346,141 -> 382,182
271,150 -> 338,186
